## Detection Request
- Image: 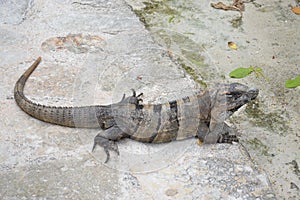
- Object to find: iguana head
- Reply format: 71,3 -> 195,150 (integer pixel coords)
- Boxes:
215,82 -> 259,116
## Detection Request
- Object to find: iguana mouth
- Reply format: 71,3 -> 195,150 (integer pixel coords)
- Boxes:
226,84 -> 259,114
247,87 -> 259,100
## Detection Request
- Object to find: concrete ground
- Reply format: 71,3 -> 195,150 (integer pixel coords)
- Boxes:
0,0 -> 298,199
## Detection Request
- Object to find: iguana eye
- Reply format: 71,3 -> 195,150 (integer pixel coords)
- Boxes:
225,91 -> 242,100
233,93 -> 243,99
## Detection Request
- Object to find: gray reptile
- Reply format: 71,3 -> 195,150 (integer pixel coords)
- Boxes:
14,57 -> 259,162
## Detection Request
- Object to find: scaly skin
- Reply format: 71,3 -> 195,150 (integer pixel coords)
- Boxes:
14,57 -> 115,129
15,57 -> 259,162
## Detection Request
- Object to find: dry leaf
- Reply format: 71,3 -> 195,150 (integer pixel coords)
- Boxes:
291,7 -> 300,15
233,0 -> 245,11
228,41 -> 238,50
211,0 -> 245,12
211,2 -> 239,11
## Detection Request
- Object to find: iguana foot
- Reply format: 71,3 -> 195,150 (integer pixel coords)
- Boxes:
92,135 -> 119,163
217,123 -> 239,143
92,126 -> 126,163
120,89 -> 143,109
203,123 -> 239,144
218,132 -> 239,143
204,132 -> 238,144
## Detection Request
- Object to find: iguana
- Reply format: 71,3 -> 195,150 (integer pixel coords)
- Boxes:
14,57 -> 259,163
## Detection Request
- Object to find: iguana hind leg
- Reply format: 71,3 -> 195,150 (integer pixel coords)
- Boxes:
93,89 -> 143,163
92,126 -> 127,163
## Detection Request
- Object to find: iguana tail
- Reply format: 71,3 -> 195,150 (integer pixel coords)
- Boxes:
14,57 -> 107,128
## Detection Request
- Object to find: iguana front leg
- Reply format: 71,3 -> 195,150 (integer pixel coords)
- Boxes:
217,123 -> 239,143
203,122 -> 238,144
202,98 -> 238,143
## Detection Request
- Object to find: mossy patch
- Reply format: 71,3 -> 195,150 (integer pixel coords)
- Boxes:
134,0 -> 181,28
133,0 -> 219,87
179,61 -> 207,87
247,138 -> 270,156
181,49 -> 206,67
230,16 -> 243,29
150,29 -> 210,85
245,100 -> 291,136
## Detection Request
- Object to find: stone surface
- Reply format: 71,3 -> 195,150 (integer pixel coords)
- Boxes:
128,0 -> 300,199
1,0 -> 298,199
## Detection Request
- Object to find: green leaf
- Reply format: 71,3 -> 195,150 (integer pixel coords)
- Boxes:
285,75 -> 300,88
229,67 -> 254,78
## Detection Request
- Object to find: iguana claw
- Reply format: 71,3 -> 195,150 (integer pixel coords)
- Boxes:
92,135 -> 119,163
120,89 -> 143,109
218,133 -> 239,143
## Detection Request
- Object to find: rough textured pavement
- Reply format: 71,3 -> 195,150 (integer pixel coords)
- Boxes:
0,0 -> 298,199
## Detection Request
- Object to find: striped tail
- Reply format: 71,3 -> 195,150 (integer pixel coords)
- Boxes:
14,57 -> 107,128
